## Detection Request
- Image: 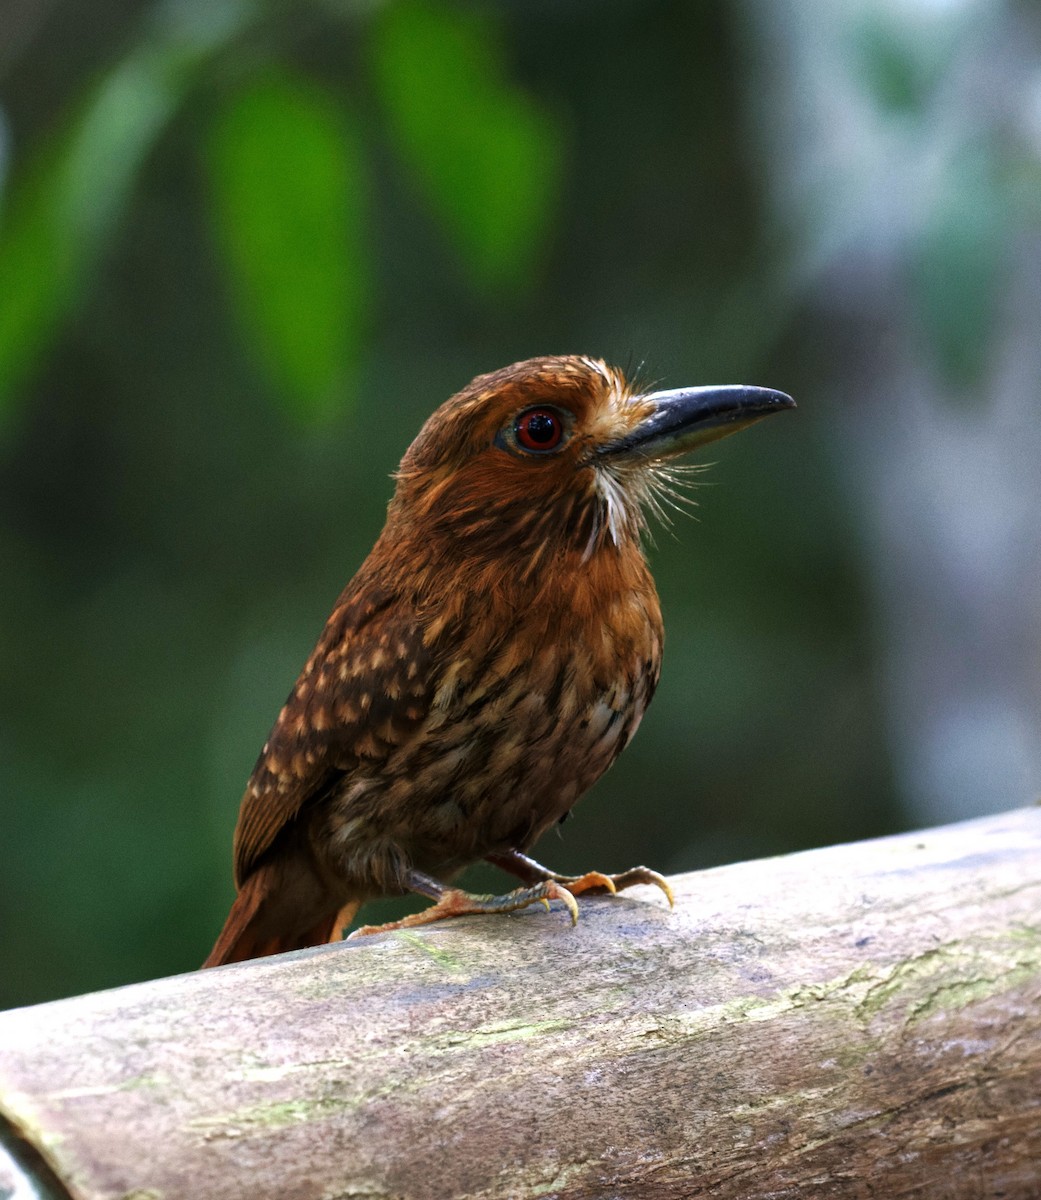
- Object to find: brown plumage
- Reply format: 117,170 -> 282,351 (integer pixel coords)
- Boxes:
204,356 -> 793,967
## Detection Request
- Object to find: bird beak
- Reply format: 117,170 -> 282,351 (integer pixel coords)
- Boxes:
597,385 -> 795,461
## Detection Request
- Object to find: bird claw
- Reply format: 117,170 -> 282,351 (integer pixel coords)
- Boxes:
612,866 -> 674,908
544,881 -> 580,926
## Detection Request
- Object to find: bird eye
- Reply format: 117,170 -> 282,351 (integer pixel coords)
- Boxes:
514,407 -> 566,454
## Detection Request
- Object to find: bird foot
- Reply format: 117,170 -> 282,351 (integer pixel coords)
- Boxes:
553,866 -> 674,907
346,880 -> 579,939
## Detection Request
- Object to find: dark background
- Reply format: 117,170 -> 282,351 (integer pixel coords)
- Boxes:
2,0 -> 1039,1009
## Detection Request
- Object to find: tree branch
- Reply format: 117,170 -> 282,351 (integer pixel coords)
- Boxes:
2,808 -> 1040,1199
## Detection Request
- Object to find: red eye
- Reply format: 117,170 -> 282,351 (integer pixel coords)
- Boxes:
515,407 -> 565,453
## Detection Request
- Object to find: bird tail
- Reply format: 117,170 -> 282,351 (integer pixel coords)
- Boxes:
202,866 -> 360,968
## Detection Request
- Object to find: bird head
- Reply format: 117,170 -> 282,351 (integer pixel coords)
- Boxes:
389,356 -> 793,567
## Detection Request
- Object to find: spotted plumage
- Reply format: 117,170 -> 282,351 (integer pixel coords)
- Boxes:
205,356 -> 793,965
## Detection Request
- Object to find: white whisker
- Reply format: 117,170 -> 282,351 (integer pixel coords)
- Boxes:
590,454 -> 709,552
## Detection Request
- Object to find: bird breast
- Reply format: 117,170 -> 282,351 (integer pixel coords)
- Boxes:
320,549 -> 664,887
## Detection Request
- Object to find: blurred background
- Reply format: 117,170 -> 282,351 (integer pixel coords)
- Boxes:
2,0 -> 1039,1009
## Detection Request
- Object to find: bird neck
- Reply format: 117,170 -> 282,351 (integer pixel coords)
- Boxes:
387,461 -> 650,565
369,492 -> 657,631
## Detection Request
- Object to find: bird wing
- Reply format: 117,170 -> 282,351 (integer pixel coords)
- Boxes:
232,584 -> 437,887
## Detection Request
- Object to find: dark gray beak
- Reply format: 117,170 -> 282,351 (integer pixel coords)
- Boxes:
598,385 -> 795,460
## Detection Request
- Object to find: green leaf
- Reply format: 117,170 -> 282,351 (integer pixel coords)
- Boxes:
0,0 -> 256,430
370,0 -> 563,292
208,74 -> 369,423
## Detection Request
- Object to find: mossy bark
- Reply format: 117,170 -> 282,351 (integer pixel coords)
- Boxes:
2,808 -> 1040,1199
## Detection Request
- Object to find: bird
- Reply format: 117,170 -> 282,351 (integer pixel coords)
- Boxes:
203,356 -> 793,967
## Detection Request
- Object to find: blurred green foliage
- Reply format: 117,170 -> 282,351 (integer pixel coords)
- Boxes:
208,71 -> 370,418
0,0 -> 940,1009
0,0 -> 256,421
371,0 -> 563,292
909,146 -> 1008,392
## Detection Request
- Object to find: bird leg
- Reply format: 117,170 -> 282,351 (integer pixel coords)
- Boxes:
329,900 -> 362,942
486,849 -> 674,907
346,868 -> 578,939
